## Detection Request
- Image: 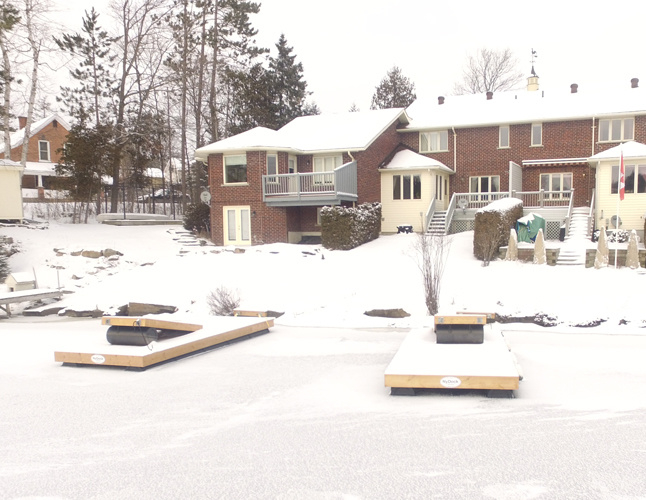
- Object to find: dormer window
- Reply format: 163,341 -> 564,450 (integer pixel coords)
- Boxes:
38,140 -> 50,161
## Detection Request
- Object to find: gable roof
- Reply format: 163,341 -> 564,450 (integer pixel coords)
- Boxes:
588,141 -> 646,162
195,108 -> 409,162
404,85 -> 646,131
9,113 -> 71,149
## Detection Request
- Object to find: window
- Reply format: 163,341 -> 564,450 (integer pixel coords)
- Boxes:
499,126 -> 510,148
266,154 -> 277,183
599,117 -> 634,142
313,155 -> 342,184
393,174 -> 421,200
540,173 -> 572,199
469,175 -> 500,200
531,123 -> 542,146
612,164 -> 646,194
38,140 -> 50,161
224,154 -> 247,184
420,130 -> 448,152
288,155 -> 297,174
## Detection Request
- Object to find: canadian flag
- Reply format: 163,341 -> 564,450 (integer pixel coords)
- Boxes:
619,150 -> 625,201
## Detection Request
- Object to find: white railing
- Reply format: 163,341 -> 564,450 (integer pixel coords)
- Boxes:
262,161 -> 357,201
454,192 -> 510,209
444,194 -> 457,234
424,198 -> 436,232
511,189 -> 572,208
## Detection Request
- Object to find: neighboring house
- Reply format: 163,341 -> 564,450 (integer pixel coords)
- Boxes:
194,75 -> 646,245
588,140 -> 646,234
0,113 -> 71,199
195,108 -> 409,245
0,159 -> 24,221
403,76 -> 646,238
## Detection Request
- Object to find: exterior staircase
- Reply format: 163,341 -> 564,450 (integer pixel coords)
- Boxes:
426,211 -> 447,235
556,207 -> 591,266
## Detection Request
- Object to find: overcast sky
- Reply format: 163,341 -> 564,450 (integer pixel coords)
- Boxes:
55,0 -> 646,114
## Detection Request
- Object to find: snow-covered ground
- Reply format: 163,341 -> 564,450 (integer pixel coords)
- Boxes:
1,221 -> 646,499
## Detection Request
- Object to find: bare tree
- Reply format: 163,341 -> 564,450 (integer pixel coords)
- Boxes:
413,233 -> 451,316
0,0 -> 20,157
453,48 -> 523,95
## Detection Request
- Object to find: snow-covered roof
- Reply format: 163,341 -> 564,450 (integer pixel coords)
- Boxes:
9,113 -> 71,149
588,140 -> 646,161
405,85 -> 646,131
0,158 -> 23,171
23,161 -> 57,176
380,149 -> 454,173
195,108 -> 409,161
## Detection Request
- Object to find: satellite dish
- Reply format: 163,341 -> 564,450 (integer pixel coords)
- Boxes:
458,198 -> 468,210
200,190 -> 211,204
610,215 -> 622,228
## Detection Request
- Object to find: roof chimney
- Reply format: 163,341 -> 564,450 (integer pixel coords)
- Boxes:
486,91 -> 493,100
631,78 -> 639,88
18,116 -> 27,129
570,83 -> 578,94
438,96 -> 445,105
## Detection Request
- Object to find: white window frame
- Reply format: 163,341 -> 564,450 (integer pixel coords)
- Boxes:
266,153 -> 278,183
419,130 -> 449,153
540,172 -> 572,199
313,155 -> 342,184
392,174 -> 421,200
288,155 -> 297,174
531,123 -> 542,146
599,117 -> 634,142
223,154 -> 248,185
469,175 -> 500,201
499,125 -> 510,148
38,140 -> 50,161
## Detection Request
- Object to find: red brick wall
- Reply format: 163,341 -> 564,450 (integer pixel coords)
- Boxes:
2,120 -> 68,163
355,121 -> 402,204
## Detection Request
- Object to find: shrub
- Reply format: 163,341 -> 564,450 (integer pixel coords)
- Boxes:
473,198 -> 523,264
183,203 -> 211,234
207,286 -> 240,316
321,202 -> 381,250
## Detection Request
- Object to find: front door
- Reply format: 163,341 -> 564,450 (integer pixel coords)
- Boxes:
223,206 -> 251,246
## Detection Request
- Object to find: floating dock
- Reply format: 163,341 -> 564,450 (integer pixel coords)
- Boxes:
384,324 -> 521,397
54,314 -> 273,370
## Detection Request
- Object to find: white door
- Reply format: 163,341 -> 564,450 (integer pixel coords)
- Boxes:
223,206 -> 251,246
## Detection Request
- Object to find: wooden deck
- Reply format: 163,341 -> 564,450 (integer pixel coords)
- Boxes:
384,324 -> 521,396
54,314 -> 273,370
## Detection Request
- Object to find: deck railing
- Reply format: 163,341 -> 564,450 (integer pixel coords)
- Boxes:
454,192 -> 510,209
262,161 -> 357,201
511,189 -> 572,208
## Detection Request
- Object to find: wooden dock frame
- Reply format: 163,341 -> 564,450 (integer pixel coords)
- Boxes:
54,314 -> 273,370
384,324 -> 521,398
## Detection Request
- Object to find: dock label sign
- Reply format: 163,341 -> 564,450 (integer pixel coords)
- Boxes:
91,354 -> 106,364
440,376 -> 461,388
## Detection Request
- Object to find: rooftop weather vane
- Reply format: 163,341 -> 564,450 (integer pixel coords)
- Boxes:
530,49 -> 538,77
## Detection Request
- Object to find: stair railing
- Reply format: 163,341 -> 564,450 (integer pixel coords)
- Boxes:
587,189 -> 595,238
424,198 -> 436,232
444,194 -> 457,235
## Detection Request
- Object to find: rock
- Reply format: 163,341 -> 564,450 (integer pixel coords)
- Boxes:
81,250 -> 102,259
364,308 -> 410,318
61,308 -> 103,318
233,248 -> 245,254
103,248 -> 123,258
70,250 -> 83,256
127,302 -> 178,316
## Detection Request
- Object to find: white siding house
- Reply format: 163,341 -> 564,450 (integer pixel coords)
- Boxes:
0,159 -> 24,221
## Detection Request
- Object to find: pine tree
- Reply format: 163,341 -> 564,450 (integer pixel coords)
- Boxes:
370,66 -> 416,110
268,34 -> 307,129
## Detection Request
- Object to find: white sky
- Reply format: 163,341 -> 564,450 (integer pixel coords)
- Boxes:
52,0 -> 646,114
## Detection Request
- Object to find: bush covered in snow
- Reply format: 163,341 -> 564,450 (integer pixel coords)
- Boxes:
321,203 -> 381,250
592,229 -> 634,243
473,198 -> 523,264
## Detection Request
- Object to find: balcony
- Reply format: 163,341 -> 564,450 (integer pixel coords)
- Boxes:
262,161 -> 358,207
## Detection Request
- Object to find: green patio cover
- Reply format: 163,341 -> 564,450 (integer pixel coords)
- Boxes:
516,213 -> 545,243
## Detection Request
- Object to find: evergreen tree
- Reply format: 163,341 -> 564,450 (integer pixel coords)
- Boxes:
0,240 -> 9,282
370,66 -> 416,110
268,34 -> 307,129
54,8 -> 117,126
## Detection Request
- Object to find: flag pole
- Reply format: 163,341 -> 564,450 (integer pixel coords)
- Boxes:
615,144 -> 625,268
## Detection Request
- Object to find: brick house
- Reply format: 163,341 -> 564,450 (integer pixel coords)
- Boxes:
0,113 -> 71,199
195,77 -> 646,245
194,108 -> 409,246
